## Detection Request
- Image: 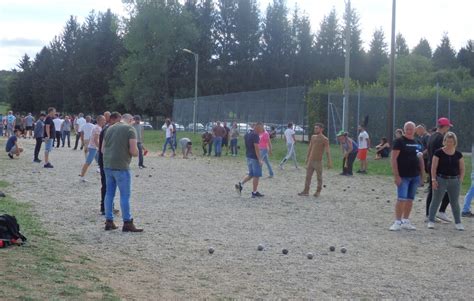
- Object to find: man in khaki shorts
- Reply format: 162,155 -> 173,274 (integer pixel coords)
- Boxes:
298,123 -> 332,197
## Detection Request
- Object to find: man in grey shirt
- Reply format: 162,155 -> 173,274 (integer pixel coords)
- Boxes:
179,137 -> 193,159
25,113 -> 34,139
132,115 -> 146,168
33,113 -> 45,163
61,116 -> 72,147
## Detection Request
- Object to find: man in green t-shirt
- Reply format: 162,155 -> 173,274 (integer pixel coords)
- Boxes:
102,113 -> 143,232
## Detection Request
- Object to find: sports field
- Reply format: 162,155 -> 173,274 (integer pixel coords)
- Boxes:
0,135 -> 472,299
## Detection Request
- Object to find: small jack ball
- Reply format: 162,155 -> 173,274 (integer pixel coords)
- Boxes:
307,253 -> 314,259
208,247 -> 214,254
149,175 -> 152,178
329,246 -> 336,252
341,247 -> 347,254
257,244 -> 264,251
282,248 -> 288,255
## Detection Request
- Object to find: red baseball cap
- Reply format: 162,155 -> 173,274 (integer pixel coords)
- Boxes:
437,117 -> 453,127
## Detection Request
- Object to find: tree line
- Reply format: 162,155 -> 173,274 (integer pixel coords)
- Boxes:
2,0 -> 474,117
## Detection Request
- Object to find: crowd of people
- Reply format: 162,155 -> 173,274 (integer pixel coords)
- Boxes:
2,108 -> 473,233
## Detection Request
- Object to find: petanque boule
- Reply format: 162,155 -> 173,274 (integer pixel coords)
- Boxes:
387,200 -> 390,203
149,175 -> 152,178
257,244 -> 264,251
208,247 -> 215,254
341,247 -> 347,254
307,252 -> 314,259
329,246 -> 335,252
282,248 -> 288,255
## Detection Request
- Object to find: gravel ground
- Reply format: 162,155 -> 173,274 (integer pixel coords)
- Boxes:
1,138 -> 473,300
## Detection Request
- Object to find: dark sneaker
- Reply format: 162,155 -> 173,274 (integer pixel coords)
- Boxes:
33,158 -> 42,163
356,170 -> 362,173
252,191 -> 264,198
44,163 -> 54,168
235,182 -> 243,195
462,211 -> 474,218
360,170 -> 367,174
8,153 -> 14,159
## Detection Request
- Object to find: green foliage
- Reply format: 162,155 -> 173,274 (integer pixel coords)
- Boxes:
433,34 -> 458,70
412,38 -> 432,58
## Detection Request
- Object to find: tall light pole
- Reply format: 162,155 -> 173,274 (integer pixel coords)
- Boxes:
387,0 -> 396,141
183,48 -> 198,133
284,74 -> 289,123
343,0 -> 351,132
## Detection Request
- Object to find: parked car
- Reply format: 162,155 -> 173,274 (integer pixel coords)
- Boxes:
140,121 -> 153,130
161,123 -> 185,131
186,123 -> 205,131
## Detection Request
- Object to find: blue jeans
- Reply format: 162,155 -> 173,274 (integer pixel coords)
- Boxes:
214,137 -> 223,156
162,137 -> 175,154
462,173 -> 474,213
397,176 -> 420,201
230,138 -> 238,155
260,148 -> 274,176
61,131 -> 70,147
104,168 -> 132,222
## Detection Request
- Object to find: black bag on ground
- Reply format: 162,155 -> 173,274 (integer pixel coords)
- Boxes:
0,214 -> 27,248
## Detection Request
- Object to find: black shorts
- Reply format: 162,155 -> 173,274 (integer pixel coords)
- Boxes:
26,126 -> 33,131
222,138 -> 228,146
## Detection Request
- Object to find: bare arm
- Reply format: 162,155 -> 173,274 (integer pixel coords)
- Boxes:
129,138 -> 139,157
431,156 -> 439,189
325,140 -> 332,168
93,132 -> 100,149
45,124 -> 51,139
305,139 -> 313,163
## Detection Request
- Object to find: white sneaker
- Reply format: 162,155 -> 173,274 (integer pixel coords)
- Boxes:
436,212 -> 452,223
389,222 -> 401,231
455,223 -> 465,231
401,220 -> 416,230
427,222 -> 435,229
96,168 -> 100,173
80,177 -> 88,183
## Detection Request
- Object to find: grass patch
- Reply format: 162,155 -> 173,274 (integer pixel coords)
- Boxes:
143,130 -> 472,193
0,181 -> 119,300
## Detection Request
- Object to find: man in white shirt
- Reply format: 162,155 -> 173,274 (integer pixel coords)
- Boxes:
52,114 -> 64,148
74,113 -> 86,150
279,122 -> 298,169
81,116 -> 95,158
357,124 -> 370,174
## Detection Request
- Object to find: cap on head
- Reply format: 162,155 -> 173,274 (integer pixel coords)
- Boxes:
336,130 -> 346,137
437,117 -> 453,127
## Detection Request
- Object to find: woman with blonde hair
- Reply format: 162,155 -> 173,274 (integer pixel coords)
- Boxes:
427,132 -> 465,230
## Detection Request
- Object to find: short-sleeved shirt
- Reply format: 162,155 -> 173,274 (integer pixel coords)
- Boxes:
427,132 -> 444,165
434,149 -> 463,177
5,136 -> 17,152
245,130 -> 260,159
103,122 -> 137,170
25,115 -> 34,127
34,120 -> 44,138
358,130 -> 369,149
75,117 -> 86,132
259,131 -> 270,149
393,136 -> 422,178
88,125 -> 102,149
307,134 -> 329,162
284,128 -> 295,144
132,124 -> 143,143
230,128 -> 239,139
43,116 -> 55,138
7,114 -> 15,125
62,120 -> 71,132
82,123 -> 95,140
202,132 -> 212,143
223,126 -> 230,138
213,125 -> 226,138
179,138 -> 191,150
53,118 -> 63,132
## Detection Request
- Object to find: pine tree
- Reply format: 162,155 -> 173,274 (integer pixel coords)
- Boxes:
395,33 -> 409,57
367,28 -> 388,82
412,38 -> 432,58
432,33 -> 458,70
457,40 -> 474,77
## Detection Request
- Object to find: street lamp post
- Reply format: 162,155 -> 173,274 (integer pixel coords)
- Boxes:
183,48 -> 199,133
284,74 -> 289,123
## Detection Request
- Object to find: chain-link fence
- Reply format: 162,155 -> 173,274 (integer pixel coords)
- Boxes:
173,86 -> 307,130
312,90 -> 473,151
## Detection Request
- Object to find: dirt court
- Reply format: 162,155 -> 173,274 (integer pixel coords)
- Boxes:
1,139 -> 473,299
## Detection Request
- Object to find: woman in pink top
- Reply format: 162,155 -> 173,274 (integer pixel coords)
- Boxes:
259,129 -> 274,178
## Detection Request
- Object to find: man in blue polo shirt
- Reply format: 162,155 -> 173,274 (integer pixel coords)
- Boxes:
235,122 -> 265,198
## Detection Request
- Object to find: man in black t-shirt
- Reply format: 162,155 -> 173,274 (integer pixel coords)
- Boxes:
235,123 -> 264,198
43,107 -> 56,168
389,121 -> 425,231
425,117 -> 452,222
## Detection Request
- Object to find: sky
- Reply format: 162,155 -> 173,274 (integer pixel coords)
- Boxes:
0,0 -> 472,71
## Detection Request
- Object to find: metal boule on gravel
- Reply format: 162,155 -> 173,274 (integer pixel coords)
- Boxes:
341,247 -> 347,254
387,200 -> 390,203
329,246 -> 335,252
208,247 -> 215,254
282,248 -> 288,255
257,244 -> 264,251
307,252 -> 314,259
149,175 -> 152,177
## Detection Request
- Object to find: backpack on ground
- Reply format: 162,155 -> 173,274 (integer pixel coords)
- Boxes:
0,214 -> 27,248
